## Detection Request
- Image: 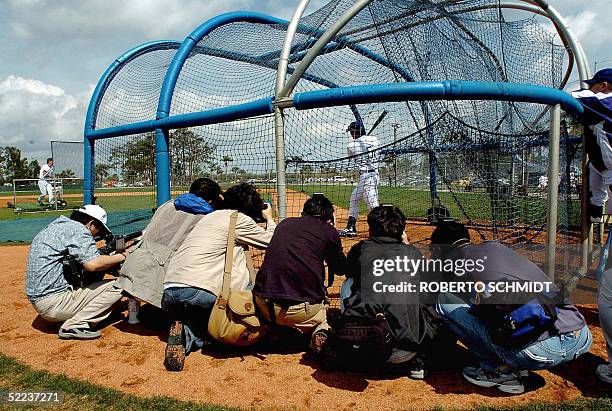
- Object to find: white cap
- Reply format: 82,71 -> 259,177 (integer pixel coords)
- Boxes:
78,204 -> 111,235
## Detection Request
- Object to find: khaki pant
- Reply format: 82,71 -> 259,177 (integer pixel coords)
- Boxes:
255,295 -> 328,334
32,280 -> 123,330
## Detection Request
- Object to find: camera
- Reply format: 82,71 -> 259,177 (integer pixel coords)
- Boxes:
99,230 -> 143,255
254,202 -> 270,223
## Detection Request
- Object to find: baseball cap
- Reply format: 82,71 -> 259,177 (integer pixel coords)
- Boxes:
346,120 -> 366,134
78,204 -> 111,235
585,68 -> 612,85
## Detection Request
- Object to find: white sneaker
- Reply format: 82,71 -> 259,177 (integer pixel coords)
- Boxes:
596,363 -> 612,384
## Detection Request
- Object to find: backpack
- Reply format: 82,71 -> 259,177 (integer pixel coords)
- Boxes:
320,313 -> 392,370
469,299 -> 559,348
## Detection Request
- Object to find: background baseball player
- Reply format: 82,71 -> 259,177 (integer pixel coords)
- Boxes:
37,157 -> 55,206
571,68 -> 612,222
339,120 -> 380,237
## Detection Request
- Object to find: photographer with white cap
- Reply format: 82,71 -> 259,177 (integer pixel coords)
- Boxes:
26,205 -> 130,340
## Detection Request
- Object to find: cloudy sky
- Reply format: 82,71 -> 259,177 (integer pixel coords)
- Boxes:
0,0 -> 609,163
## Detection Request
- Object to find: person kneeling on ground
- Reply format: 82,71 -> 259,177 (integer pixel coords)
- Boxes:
432,221 -> 592,395
319,205 -> 439,376
162,183 -> 276,371
597,266 -> 612,384
117,178 -> 223,308
26,205 -> 130,340
253,194 -> 346,343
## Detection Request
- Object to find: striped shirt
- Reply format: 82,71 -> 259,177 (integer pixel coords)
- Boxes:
348,134 -> 380,173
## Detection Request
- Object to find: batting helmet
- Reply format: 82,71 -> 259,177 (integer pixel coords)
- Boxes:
346,120 -> 366,136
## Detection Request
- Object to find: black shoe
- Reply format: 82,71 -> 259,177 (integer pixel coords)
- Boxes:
338,227 -> 357,237
339,217 -> 357,237
164,321 -> 185,372
408,356 -> 428,380
589,204 -> 604,223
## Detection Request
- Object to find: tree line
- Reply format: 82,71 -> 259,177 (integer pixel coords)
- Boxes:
95,128 -> 247,185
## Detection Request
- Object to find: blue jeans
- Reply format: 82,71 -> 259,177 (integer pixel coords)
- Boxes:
436,293 -> 592,371
339,278 -> 353,313
161,287 -> 217,354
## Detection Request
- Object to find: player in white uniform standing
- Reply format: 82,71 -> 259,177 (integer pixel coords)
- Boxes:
37,157 -> 55,206
339,120 -> 380,237
571,69 -> 612,222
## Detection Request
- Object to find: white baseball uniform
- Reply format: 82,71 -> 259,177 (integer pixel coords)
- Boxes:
571,89 -> 612,214
347,134 -> 380,219
38,164 -> 54,203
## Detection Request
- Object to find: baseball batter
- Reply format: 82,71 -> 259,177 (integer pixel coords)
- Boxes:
339,120 -> 380,237
37,157 -> 55,206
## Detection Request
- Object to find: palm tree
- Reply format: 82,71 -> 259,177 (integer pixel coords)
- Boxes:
231,166 -> 240,182
222,155 -> 233,180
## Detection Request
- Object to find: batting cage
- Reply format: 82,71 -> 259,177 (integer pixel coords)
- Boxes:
83,0 -> 594,299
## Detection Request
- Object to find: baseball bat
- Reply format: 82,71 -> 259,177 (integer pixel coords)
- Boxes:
367,110 -> 388,135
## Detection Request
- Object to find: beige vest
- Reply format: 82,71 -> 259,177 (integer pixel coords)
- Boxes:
117,201 -> 206,307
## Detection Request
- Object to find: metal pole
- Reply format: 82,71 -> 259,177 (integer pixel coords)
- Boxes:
546,104 -> 561,280
273,0 -> 310,220
83,137 -> 94,205
278,0 -> 374,99
392,123 -> 399,186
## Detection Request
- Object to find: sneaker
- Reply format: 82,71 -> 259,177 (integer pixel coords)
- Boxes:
408,356 -> 428,380
309,329 -> 330,355
164,321 -> 185,372
58,328 -> 101,340
338,227 -> 357,237
462,366 -> 525,394
589,204 -> 604,223
387,348 -> 416,364
338,217 -> 357,237
596,363 -> 612,384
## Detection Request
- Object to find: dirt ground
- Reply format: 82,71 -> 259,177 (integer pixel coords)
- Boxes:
1,190 -> 609,409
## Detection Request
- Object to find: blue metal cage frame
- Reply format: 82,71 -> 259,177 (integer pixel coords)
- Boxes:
84,10 -> 583,206
83,6 -> 590,278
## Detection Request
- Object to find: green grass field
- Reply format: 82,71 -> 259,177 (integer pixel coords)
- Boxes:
289,184 -> 581,227
0,194 -> 158,222
1,183 -> 580,229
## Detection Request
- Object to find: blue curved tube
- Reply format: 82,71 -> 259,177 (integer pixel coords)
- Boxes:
155,11 -> 286,204
292,80 -> 584,115
86,98 -> 274,140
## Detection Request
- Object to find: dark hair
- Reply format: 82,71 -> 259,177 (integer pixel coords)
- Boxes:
223,183 -> 265,221
70,210 -> 101,232
302,195 -> 334,222
430,221 -> 471,245
47,158 -> 53,164
189,178 -> 222,203
367,205 -> 406,240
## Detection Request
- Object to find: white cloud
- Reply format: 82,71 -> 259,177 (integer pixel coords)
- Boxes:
0,0 -> 608,163
0,75 -> 85,162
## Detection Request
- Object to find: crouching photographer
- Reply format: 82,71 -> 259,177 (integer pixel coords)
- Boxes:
26,205 -> 131,340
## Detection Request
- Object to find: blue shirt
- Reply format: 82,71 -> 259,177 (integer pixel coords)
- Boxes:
25,215 -> 99,302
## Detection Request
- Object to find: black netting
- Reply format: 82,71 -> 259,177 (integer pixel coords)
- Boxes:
95,43 -> 180,129
89,0 -> 581,274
